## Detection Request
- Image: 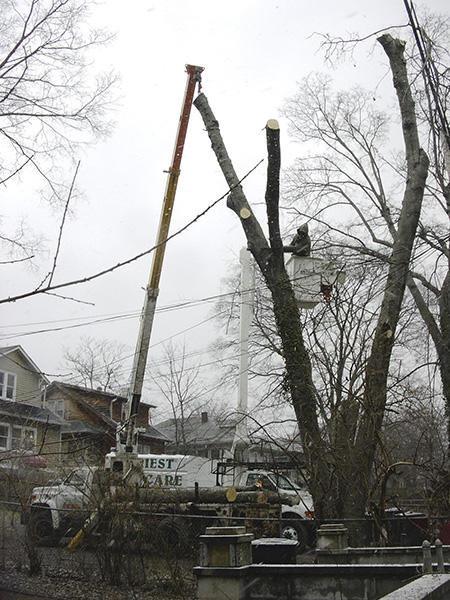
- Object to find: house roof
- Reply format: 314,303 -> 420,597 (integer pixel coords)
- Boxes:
155,414 -> 236,447
61,421 -> 106,435
46,382 -> 156,408
47,382 -> 168,442
155,415 -> 304,456
140,424 -> 169,442
0,399 -> 62,425
0,345 -> 49,384
60,419 -> 168,442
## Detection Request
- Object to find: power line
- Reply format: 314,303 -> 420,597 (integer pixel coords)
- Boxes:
5,311 -> 230,401
403,0 -> 450,149
0,292 -> 235,338
0,269 -> 348,341
0,159 -> 264,305
1,293 -> 232,330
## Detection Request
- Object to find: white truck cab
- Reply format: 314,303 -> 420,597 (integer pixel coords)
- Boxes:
25,467 -> 98,545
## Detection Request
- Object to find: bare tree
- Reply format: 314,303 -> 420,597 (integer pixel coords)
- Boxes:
283,13 -> 450,473
0,0 -> 116,260
150,342 -> 206,452
63,336 -> 127,391
194,34 -> 428,519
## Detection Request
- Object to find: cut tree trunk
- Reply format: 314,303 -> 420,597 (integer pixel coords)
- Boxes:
194,95 -> 333,518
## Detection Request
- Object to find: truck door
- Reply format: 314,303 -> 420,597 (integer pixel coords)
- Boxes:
62,470 -> 90,510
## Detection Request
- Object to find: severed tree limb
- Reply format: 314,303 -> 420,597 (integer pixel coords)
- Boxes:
378,35 -> 424,164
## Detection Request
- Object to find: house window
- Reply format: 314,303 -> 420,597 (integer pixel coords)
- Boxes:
0,423 -> 37,451
11,426 -> 22,449
47,399 -> 65,419
0,371 -> 16,400
137,442 -> 152,454
0,424 -> 8,449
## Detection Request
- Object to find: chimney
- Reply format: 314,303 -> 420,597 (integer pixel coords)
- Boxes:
201,411 -> 208,424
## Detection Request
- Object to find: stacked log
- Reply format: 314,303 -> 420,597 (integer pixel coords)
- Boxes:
112,485 -> 296,506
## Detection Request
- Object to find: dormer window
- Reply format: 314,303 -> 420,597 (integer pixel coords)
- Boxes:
0,371 -> 16,400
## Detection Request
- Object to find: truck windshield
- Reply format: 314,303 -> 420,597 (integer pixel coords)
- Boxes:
272,473 -> 304,491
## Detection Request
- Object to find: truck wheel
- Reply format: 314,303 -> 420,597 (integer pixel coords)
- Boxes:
26,509 -> 58,547
281,519 -> 308,553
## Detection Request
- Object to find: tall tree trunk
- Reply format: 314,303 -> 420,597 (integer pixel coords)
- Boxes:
352,35 -> 429,515
440,271 -> 450,467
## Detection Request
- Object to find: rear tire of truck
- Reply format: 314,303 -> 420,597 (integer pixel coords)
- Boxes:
281,519 -> 308,553
26,509 -> 59,547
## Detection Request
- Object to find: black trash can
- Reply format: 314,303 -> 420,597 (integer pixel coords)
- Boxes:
252,538 -> 299,564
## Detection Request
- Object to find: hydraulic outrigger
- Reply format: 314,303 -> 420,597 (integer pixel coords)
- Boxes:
111,64 -> 204,477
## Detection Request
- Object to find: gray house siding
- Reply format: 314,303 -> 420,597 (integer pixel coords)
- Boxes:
0,348 -> 46,405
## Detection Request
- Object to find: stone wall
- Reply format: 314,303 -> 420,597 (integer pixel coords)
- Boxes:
317,545 -> 450,565
195,564 -> 424,600
195,526 -> 450,600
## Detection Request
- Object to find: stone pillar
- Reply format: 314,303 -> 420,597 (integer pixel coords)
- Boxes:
196,526 -> 254,600
422,540 -> 432,574
199,526 -> 254,567
316,523 -> 349,550
435,539 -> 445,574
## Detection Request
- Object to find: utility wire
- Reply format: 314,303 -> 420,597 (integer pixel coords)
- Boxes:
0,159 -> 264,305
403,0 -> 450,148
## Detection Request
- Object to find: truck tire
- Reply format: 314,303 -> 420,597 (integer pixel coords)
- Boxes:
281,518 -> 308,553
26,508 -> 59,547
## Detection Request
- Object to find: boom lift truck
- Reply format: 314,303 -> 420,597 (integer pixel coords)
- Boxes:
24,64 -> 205,549
25,66 -> 315,552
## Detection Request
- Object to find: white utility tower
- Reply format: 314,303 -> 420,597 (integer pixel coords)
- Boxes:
231,247 -> 255,461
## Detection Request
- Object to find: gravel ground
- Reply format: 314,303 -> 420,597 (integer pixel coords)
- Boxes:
0,509 -> 196,600
0,568 -> 196,600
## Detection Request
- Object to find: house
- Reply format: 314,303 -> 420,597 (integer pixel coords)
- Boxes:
0,346 -> 61,465
155,410 -> 307,482
155,411 -> 236,459
45,382 -> 169,465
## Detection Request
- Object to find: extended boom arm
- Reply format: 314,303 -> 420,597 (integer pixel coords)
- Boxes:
119,64 -> 204,455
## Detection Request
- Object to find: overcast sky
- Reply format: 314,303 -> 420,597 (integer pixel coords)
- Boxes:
2,0 -> 448,416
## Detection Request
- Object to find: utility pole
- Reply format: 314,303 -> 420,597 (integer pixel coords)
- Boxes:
116,65 -> 204,463
231,247 -> 255,462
